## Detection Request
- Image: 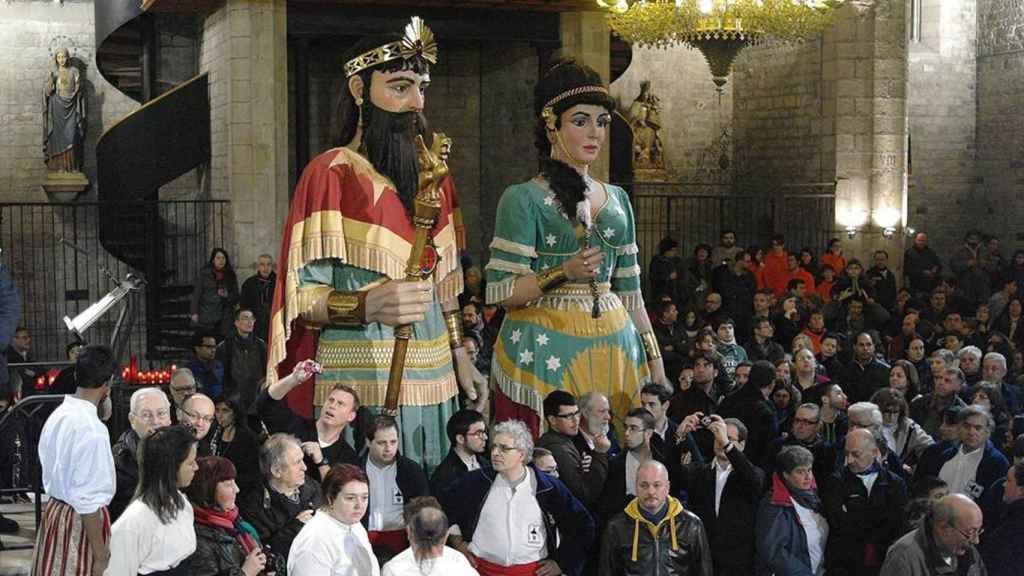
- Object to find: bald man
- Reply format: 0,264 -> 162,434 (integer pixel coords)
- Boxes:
600,460 -> 712,576
823,428 -> 908,576
178,392 -> 216,454
880,493 -> 985,576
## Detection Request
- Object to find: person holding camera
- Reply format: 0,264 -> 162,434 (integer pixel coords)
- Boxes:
187,456 -> 278,576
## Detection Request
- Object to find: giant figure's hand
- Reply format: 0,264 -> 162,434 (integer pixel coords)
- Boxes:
365,280 -> 433,326
453,346 -> 489,416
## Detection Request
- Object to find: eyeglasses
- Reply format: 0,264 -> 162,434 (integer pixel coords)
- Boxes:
466,430 -> 488,438
170,386 -> 196,394
491,443 -> 520,454
794,418 -> 819,426
954,525 -> 983,543
134,409 -> 170,422
552,410 -> 580,420
182,409 -> 215,424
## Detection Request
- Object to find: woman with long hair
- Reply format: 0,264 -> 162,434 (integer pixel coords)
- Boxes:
870,388 -> 933,472
107,425 -> 198,575
968,382 -> 1011,443
484,59 -> 669,436
191,247 -> 239,337
186,456 -> 272,576
210,395 -> 262,499
799,247 -> 820,280
888,359 -> 921,403
288,464 -> 378,576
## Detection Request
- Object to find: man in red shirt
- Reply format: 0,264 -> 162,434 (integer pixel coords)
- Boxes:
762,234 -> 791,297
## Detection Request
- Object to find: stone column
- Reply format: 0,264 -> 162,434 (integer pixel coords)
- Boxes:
558,11 -> 610,181
202,0 -> 289,273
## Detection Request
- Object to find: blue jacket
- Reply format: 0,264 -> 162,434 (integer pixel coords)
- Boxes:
915,440 -> 1009,502
980,499 -> 1024,576
441,464 -> 595,576
755,474 -> 821,576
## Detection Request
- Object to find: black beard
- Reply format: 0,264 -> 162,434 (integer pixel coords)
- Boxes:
361,102 -> 420,215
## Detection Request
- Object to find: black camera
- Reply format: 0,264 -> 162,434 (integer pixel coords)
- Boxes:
700,416 -> 713,428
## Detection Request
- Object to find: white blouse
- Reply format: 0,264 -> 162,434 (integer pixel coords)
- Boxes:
288,511 -> 380,576
105,496 -> 196,576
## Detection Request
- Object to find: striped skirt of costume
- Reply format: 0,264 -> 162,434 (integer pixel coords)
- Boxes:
31,498 -> 110,576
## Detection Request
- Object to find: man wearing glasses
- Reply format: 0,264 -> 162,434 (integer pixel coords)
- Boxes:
109,387 -> 172,521
178,392 -> 216,455
166,367 -> 198,424
538,390 -> 610,511
187,331 -> 224,398
880,493 -> 986,576
430,409 -> 488,496
764,403 -> 836,490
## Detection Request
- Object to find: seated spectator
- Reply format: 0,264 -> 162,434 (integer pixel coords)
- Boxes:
764,403 -> 837,492
910,366 -> 968,437
888,359 -> 921,403
110,387 -> 172,522
967,382 -> 1011,446
178,392 -> 217,455
817,264 -> 836,304
872,388 -> 933,472
818,332 -> 845,383
921,348 -> 956,396
188,331 -> 225,398
600,460 -> 713,576
258,360 -> 359,481
717,360 -> 779,468
381,496 -> 478,576
756,445 -> 830,576
360,415 -> 429,563
745,317 -> 786,364
917,405 -> 1010,503
288,464 -> 378,576
802,311 -> 828,356
772,380 -> 800,435
107,425 -> 199,576
538,390 -> 609,510
842,332 -> 891,404
430,409 -> 488,497
239,433 -> 322,559
531,446 -> 558,477
716,317 -> 748,387
979,461 -> 1024,576
674,415 -> 764,576
186,456 -> 272,576
793,348 -> 830,407
879,494 -> 984,576
209,394 -> 262,499
444,420 -> 595,576
601,408 -> 657,521
980,351 -> 1021,415
903,476 -> 948,534
821,238 -> 847,277
958,345 -> 985,387
167,367 -> 198,424
823,429 -> 909,576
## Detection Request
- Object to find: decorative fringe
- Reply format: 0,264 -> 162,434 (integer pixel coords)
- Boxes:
612,264 -> 641,278
485,258 -> 533,275
491,362 -> 544,417
617,290 -> 644,312
489,237 -> 538,259
486,278 -> 517,305
616,243 -> 639,256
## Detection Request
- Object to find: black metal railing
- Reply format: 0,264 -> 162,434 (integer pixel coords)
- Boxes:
0,200 -> 228,362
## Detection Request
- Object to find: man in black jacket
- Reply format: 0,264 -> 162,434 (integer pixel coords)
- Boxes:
674,415 -> 764,576
601,408 -> 657,523
215,307 -> 267,414
824,428 -> 908,576
110,387 -> 172,521
360,415 -> 429,563
429,409 -> 488,497
764,403 -> 837,491
538,390 -> 609,512
239,254 -> 275,342
717,360 -> 779,468
842,332 -> 891,404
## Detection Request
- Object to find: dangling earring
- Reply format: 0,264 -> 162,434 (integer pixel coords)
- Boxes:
355,97 -> 363,106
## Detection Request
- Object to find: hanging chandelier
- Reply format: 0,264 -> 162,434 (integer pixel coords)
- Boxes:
597,0 -> 848,90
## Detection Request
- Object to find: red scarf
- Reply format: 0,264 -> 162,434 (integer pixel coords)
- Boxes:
193,506 -> 258,554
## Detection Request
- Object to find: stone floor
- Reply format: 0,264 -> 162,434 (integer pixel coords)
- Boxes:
0,497 -> 38,576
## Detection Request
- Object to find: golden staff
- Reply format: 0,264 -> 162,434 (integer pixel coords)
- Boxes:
384,132 -> 451,412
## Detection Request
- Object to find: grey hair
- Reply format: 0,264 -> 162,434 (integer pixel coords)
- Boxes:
170,367 -> 196,385
959,346 -> 982,361
492,420 -> 533,456
130,387 -> 170,414
578,391 -> 607,415
959,404 -> 996,432
848,401 -> 884,432
777,445 -> 814,473
983,352 -> 1007,374
260,433 -> 301,479
796,403 -> 821,419
723,417 -> 748,443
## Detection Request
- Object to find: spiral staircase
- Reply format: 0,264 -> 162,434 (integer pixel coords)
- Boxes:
95,0 -> 216,359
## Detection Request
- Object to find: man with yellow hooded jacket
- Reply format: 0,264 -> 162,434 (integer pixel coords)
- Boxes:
599,460 -> 712,576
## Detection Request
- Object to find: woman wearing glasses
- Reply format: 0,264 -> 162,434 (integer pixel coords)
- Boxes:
106,425 -> 199,576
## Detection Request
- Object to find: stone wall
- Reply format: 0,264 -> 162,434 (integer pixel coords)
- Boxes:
977,0 -> 1024,250
610,44 -> 735,183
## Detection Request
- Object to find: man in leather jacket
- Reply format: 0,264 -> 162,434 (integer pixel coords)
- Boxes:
600,460 -> 713,576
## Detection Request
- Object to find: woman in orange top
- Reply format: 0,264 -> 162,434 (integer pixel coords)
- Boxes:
820,238 -> 847,276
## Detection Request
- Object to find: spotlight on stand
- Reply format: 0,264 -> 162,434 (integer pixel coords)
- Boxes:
63,274 -> 145,337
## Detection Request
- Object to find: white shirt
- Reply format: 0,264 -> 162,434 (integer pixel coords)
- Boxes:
288,511 -> 380,576
858,471 -> 879,495
470,469 -> 547,566
382,546 -> 479,576
38,395 -> 115,515
654,419 -> 670,442
939,445 -> 986,497
457,450 -> 481,472
792,500 -> 829,576
367,459 -> 405,531
713,459 -> 733,516
625,451 -> 642,496
105,496 -> 196,576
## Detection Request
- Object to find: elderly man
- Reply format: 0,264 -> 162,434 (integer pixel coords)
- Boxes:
847,401 -> 907,479
600,460 -> 713,576
880,494 -> 985,576
178,392 -> 216,454
538,390 -> 609,510
824,429 -> 908,576
381,496 -> 477,576
166,367 -> 198,424
980,352 -> 1021,414
579,390 -> 620,457
958,346 -> 984,387
916,405 -> 1009,503
979,461 -> 1024,575
444,420 -> 594,576
239,433 -> 322,558
673,415 -> 763,576
109,387 -> 172,521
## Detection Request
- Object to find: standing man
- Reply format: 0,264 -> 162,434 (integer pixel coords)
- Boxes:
601,408 -> 657,520
266,16 -> 483,470
538,390 -> 609,511
979,461 -> 1024,575
6,326 -> 37,398
842,333 -> 891,404
903,232 -> 943,297
429,409 -> 488,497
216,307 -> 267,413
239,253 -> 275,342
32,345 -> 117,576
188,331 -> 224,398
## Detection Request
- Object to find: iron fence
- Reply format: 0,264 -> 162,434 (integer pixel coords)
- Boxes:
0,200 -> 229,363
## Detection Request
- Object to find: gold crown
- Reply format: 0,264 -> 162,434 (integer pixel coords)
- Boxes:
344,16 -> 438,78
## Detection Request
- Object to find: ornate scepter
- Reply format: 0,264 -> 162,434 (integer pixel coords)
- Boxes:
384,132 -> 452,412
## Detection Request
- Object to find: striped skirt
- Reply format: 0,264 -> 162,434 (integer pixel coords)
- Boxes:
31,499 -> 110,576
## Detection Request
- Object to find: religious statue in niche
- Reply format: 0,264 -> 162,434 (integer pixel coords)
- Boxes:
41,45 -> 90,200
627,80 -> 666,180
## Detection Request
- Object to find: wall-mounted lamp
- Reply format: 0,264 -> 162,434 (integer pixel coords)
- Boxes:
882,227 -> 896,239
845,225 -> 859,239
904,227 -> 917,238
